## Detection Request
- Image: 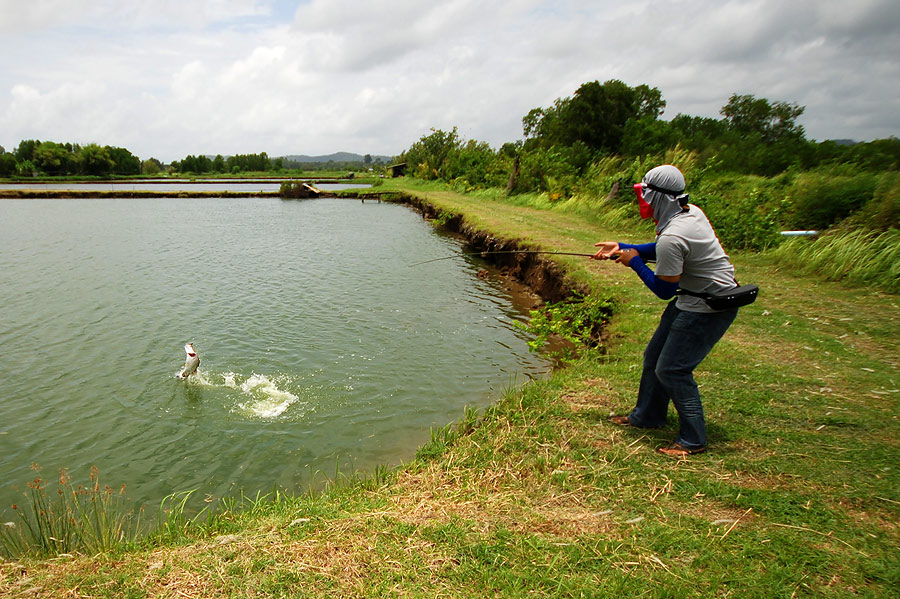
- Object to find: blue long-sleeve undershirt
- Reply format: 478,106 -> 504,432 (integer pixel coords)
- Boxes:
628,256 -> 680,300
618,242 -> 657,262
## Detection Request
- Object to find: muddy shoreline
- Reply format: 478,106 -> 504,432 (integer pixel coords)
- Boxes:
391,192 -> 585,304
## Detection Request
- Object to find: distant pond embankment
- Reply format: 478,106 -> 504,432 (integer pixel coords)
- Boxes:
0,179 -> 373,198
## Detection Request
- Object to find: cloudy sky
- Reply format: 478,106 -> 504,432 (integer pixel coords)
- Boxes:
1,0 -> 898,162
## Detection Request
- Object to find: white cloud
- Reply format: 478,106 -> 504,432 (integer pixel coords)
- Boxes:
0,0 -> 273,33
1,0 -> 898,161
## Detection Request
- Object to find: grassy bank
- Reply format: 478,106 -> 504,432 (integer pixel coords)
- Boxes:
2,180 -> 898,597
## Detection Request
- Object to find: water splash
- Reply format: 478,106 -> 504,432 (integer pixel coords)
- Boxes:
177,369 -> 304,419
226,372 -> 302,419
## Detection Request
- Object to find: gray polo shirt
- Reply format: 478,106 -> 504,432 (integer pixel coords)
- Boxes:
655,205 -> 737,313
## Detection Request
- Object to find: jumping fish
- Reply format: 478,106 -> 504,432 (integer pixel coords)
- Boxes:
177,343 -> 200,379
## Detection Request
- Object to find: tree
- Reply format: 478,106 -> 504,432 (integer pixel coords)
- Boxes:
401,128 -> 462,180
34,141 -> 73,175
669,114 -> 727,151
721,93 -> 805,144
0,152 -> 16,177
141,158 -> 162,175
635,84 -> 666,118
621,116 -> 676,156
521,80 -> 664,154
15,139 -> 40,162
107,146 -> 141,175
79,144 -> 115,176
717,94 -> 811,175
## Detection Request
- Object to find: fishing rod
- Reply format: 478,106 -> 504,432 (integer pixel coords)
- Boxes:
409,250 -> 600,267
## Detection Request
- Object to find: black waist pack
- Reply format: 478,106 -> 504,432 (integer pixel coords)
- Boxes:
677,284 -> 759,310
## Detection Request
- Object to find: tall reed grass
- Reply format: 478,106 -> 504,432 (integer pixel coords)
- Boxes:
1,460 -> 404,559
0,466 -> 144,558
771,228 -> 900,293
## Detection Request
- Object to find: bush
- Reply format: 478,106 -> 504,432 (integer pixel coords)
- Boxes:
787,166 -> 877,230
848,171 -> 900,230
696,186 -> 783,251
512,146 -> 579,196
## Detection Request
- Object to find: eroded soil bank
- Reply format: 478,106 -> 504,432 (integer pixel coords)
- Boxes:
395,192 -> 586,304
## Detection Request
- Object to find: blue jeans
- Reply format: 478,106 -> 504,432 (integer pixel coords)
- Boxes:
627,300 -> 737,449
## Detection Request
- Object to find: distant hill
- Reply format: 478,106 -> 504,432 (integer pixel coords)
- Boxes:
280,152 -> 394,163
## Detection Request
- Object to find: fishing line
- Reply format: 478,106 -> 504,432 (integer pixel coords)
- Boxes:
409,250 -> 598,267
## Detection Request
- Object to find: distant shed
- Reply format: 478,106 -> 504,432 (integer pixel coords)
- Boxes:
388,163 -> 407,178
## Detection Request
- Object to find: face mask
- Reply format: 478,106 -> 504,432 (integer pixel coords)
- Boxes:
634,183 -> 653,220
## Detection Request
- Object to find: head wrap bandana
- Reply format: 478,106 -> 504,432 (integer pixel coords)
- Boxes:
639,164 -> 690,234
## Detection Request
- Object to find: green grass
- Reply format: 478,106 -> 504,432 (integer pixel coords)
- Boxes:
772,228 -> 900,293
2,179 -> 898,597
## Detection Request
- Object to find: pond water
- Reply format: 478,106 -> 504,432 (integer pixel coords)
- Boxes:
0,181 -> 371,192
0,197 -> 550,515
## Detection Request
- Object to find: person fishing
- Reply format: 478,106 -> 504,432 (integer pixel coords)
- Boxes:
592,164 -> 740,457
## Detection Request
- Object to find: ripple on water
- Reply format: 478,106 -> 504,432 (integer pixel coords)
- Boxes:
0,198 -> 551,513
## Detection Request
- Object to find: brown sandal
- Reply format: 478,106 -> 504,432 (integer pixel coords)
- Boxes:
657,442 -> 706,458
609,414 -> 631,426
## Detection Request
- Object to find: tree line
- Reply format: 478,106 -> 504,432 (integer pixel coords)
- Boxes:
0,144 -> 383,177
170,153 -> 282,175
398,79 -> 899,242
0,140 -> 141,177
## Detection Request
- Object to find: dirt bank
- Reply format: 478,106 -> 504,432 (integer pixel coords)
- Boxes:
391,192 -> 585,304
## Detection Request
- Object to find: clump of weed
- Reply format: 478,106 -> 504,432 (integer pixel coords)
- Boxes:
515,293 -> 615,359
0,465 -> 144,558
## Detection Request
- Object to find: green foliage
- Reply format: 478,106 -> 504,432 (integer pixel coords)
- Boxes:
33,141 -> 74,175
140,158 -> 163,175
78,144 -> 116,176
720,93 -> 805,144
401,127 -> 463,181
15,139 -> 40,162
444,139 -> 507,189
0,151 -> 18,176
107,146 -> 141,175
173,152 -> 275,175
429,209 -> 456,228
787,166 -> 877,229
397,81 -> 894,254
620,115 -> 677,156
513,146 -> 579,196
696,186 -> 784,251
226,152 -> 271,173
514,293 -> 615,358
846,136 -> 900,171
523,79 -> 663,154
0,139 -> 140,178
856,171 -> 900,230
